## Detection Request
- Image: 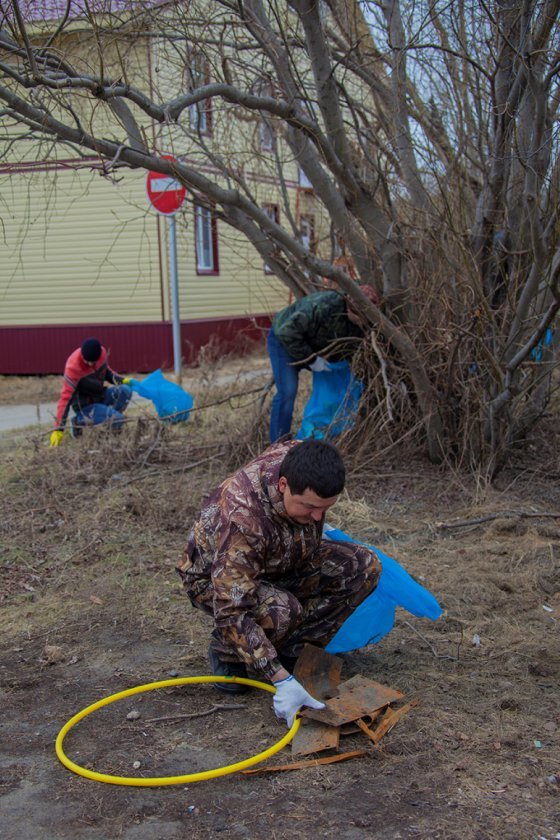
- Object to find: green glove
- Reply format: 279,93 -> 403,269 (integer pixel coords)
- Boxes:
49,430 -> 64,447
122,377 -> 132,385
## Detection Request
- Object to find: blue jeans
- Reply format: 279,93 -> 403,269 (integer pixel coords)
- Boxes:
73,385 -> 132,433
267,330 -> 300,442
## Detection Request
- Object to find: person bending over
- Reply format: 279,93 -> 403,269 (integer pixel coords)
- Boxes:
49,337 -> 132,446
177,439 -> 381,727
267,286 -> 379,442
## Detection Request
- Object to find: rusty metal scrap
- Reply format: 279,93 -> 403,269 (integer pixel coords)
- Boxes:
283,645 -> 417,761
241,749 -> 367,775
292,644 -> 343,756
360,698 -> 420,744
291,717 -> 341,756
300,674 -> 404,727
293,643 -> 343,700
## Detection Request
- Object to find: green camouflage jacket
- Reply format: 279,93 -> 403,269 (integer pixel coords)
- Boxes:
177,441 -> 322,677
271,290 -> 364,362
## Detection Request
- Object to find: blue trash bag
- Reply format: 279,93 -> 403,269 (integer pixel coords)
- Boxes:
297,360 -> 363,440
130,369 -> 194,423
531,326 -> 555,362
323,525 -> 442,654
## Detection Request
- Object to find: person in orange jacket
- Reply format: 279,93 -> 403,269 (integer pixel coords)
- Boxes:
49,338 -> 132,446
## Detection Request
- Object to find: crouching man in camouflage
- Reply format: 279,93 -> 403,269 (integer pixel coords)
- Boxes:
176,439 -> 381,727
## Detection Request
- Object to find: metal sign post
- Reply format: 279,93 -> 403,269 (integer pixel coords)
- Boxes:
167,214 -> 181,382
146,155 -> 187,382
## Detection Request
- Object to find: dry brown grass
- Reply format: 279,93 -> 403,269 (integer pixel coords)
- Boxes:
1,361 -> 559,839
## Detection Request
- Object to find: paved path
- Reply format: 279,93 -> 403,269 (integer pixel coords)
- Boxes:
0,402 -> 59,432
0,398 -> 151,433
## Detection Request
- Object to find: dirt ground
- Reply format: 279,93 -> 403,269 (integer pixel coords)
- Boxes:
0,359 -> 559,840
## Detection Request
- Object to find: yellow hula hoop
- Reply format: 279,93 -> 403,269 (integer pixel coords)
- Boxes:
55,675 -> 299,787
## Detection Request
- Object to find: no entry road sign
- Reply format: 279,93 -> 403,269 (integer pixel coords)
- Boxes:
146,155 -> 187,215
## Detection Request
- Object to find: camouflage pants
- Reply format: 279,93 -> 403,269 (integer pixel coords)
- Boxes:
193,540 -> 381,661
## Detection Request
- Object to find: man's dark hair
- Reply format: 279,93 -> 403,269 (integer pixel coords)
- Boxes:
279,440 -> 345,497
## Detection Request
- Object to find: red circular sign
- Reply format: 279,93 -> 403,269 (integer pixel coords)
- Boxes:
146,155 -> 187,215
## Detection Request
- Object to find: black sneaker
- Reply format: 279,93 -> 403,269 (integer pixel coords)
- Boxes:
208,644 -> 251,695
71,417 -> 83,438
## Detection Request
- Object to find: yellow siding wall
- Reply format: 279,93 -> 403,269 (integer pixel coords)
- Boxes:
171,204 -> 291,320
1,164 -> 291,326
1,167 -> 162,324
0,9 -> 321,329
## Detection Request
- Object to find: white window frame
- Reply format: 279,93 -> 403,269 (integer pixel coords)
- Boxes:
260,119 -> 274,151
299,214 -> 315,253
195,205 -> 218,274
188,54 -> 211,135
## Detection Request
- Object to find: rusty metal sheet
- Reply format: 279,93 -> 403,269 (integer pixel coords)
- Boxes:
300,674 -> 404,727
359,698 -> 419,744
291,718 -> 341,756
241,749 -> 367,775
339,708 -> 385,736
293,644 -> 343,700
292,644 -> 343,755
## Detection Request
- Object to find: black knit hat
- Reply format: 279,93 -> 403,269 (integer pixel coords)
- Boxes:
81,338 -> 102,362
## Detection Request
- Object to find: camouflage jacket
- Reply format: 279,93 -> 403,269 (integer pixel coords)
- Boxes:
271,290 -> 364,363
177,441 -> 323,677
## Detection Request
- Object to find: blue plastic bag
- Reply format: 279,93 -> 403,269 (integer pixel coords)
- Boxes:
297,360 -> 363,440
531,326 -> 555,362
130,369 -> 194,423
323,525 -> 442,653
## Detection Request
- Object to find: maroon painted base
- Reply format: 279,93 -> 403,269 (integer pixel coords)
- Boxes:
0,316 -> 271,375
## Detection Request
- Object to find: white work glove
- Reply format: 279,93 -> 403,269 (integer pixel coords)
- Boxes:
273,675 -> 325,727
309,355 -> 331,373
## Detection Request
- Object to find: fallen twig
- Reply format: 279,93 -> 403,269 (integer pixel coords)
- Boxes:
139,425 -> 164,469
404,621 -> 457,661
369,332 -> 393,422
118,452 -> 225,485
436,510 -> 560,530
240,749 -> 367,775
194,384 -> 268,411
145,703 -> 247,723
